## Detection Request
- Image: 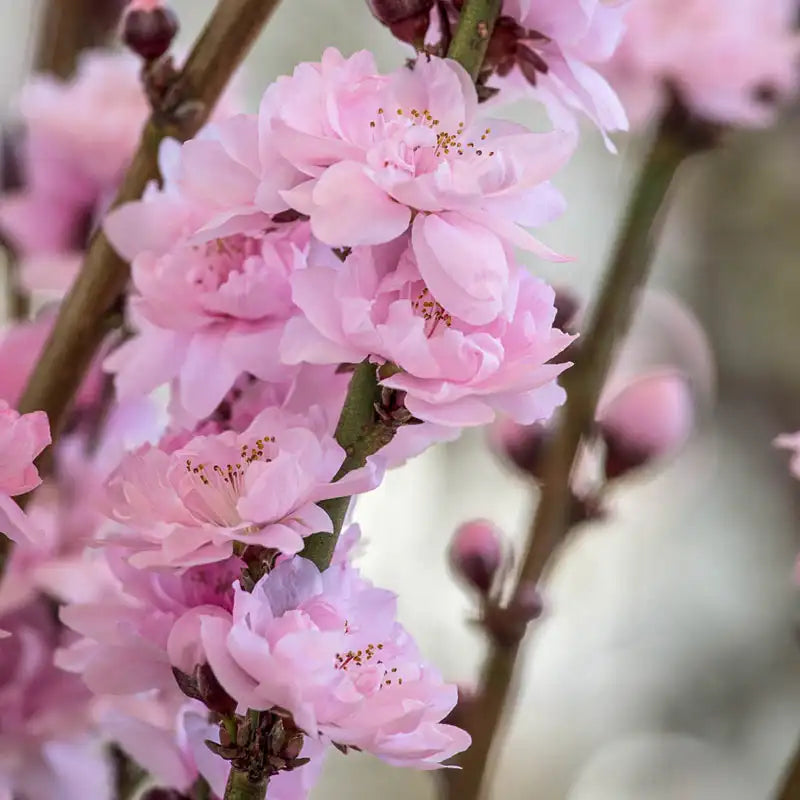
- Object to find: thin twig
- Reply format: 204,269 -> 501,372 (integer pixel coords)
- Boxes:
444,101 -> 721,800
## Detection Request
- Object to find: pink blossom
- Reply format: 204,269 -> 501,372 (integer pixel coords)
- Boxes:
103,405 -> 381,567
0,599 -> 112,800
282,241 -> 573,427
490,0 -> 630,147
601,0 -> 800,127
199,558 -> 471,768
58,550 -> 239,696
105,120 -> 308,419
261,48 -> 573,324
0,401 -> 50,545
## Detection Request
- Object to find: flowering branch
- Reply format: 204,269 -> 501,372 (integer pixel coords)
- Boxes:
446,0 -> 502,80
17,0 -> 283,438
300,0 -> 506,573
444,99 -> 721,800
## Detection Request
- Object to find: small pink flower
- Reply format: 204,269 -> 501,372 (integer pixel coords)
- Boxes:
282,241 -> 573,427
601,0 -> 800,127
105,119 -> 309,419
0,401 -> 50,545
58,550 -> 239,696
103,405 -> 381,568
199,558 -> 471,768
261,48 -> 574,324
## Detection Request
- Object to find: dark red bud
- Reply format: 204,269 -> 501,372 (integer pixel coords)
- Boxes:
490,419 -> 552,481
122,5 -> 179,61
449,519 -> 505,595
367,0 -> 433,25
508,581 -> 544,622
389,12 -> 432,44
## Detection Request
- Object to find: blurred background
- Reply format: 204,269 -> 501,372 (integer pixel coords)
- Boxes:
2,1 -> 800,797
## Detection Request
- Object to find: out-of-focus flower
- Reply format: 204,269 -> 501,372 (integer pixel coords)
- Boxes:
282,241 -> 573,427
601,0 -> 800,127
200,558 -> 471,768
0,401 -> 50,545
449,518 -> 507,595
0,51 -> 149,293
103,405 -> 381,567
0,599 -> 112,800
0,309 -> 105,410
260,48 -> 573,325
597,370 -> 694,479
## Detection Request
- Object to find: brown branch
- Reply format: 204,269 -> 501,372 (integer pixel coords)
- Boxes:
18,0 -> 283,436
776,738 -> 800,799
34,0 -> 126,78
444,101 -> 720,800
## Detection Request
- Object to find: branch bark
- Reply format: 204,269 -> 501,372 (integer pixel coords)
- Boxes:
223,769 -> 268,800
18,0 -> 283,436
444,100 -> 720,800
446,0 -> 501,80
35,0 -> 126,78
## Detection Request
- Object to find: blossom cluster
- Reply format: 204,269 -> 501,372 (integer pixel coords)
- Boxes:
1,0 -> 798,798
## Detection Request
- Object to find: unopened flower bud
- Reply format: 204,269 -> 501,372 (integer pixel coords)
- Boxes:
489,418 -> 551,481
449,519 -> 505,595
122,1 -> 179,61
598,371 -> 694,480
508,581 -> 544,622
366,0 -> 433,25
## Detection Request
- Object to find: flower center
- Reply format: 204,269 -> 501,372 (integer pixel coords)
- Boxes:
334,641 -> 404,686
369,107 -> 496,167
412,287 -> 452,338
182,436 -> 276,527
189,235 -> 262,291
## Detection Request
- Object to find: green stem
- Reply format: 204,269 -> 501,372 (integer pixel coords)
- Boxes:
446,0 -> 502,80
301,361 -> 391,570
445,101 -> 720,800
223,769 -> 268,800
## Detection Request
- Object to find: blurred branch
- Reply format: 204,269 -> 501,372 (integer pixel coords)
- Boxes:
444,100 -> 721,800
776,738 -> 800,799
35,0 -> 126,78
